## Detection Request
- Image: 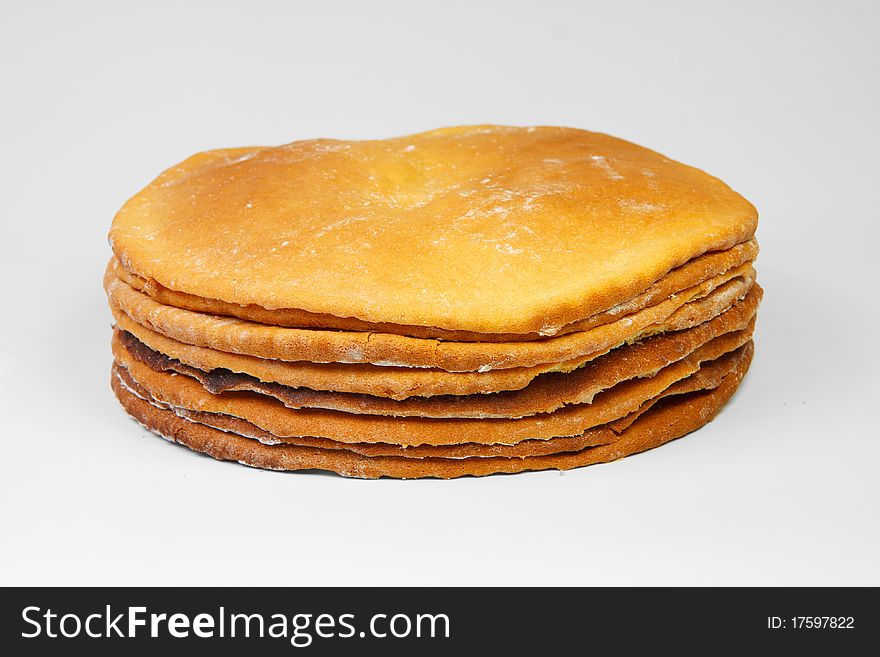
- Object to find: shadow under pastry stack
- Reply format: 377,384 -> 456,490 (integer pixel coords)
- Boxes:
105,125 -> 761,479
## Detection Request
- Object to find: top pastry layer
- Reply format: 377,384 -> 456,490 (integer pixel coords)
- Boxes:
109,125 -> 757,334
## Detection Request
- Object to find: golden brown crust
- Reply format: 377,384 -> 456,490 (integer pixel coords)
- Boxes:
105,262 -> 755,371
111,239 -> 757,340
109,126 -> 757,334
112,323 -> 752,446
116,366 -> 614,459
115,309 -> 755,418
113,342 -> 749,460
111,342 -> 752,478
111,310 -> 599,398
113,285 -> 761,398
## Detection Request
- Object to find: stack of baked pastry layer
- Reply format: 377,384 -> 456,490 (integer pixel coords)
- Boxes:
106,125 -> 761,479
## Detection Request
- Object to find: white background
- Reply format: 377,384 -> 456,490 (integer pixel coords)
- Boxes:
1,0 -> 878,586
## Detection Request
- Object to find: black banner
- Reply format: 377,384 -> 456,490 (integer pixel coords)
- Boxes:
1,587 -> 875,654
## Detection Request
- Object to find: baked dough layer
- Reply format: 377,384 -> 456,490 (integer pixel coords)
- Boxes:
105,263 -> 755,371
111,239 -> 757,341
109,126 -> 757,334
111,343 -> 751,478
112,326 -> 751,446
112,285 -> 761,399
115,310 -> 754,418
114,342 -> 750,460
